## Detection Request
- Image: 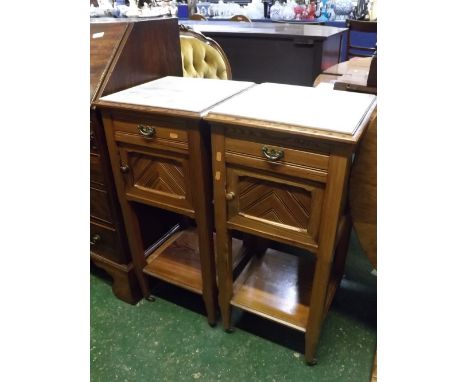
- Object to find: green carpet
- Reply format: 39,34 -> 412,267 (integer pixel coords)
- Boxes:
91,231 -> 376,382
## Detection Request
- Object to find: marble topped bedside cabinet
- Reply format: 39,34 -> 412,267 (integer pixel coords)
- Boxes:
95,77 -> 254,325
205,83 -> 377,363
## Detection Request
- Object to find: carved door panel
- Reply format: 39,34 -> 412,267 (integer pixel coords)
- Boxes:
225,166 -> 325,246
118,145 -> 194,215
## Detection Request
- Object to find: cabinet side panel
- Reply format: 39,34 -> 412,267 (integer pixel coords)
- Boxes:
104,18 -> 183,96
321,33 -> 343,72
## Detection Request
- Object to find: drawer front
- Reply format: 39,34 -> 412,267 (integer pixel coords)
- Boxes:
90,187 -> 114,224
111,114 -> 188,151
90,222 -> 127,264
118,145 -> 194,216
90,121 -> 99,154
224,137 -> 329,182
90,153 -> 105,186
226,166 -> 325,247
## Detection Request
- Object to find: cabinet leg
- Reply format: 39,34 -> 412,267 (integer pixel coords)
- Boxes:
305,257 -> 333,364
333,215 -> 352,282
217,232 -> 233,331
91,255 -> 142,305
197,211 -> 218,326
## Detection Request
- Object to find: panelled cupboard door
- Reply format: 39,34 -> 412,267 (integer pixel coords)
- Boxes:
117,144 -> 194,217
225,165 -> 325,249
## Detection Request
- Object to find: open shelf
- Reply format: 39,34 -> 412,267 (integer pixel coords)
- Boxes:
144,227 -> 203,294
231,248 -> 316,332
144,226 -> 248,295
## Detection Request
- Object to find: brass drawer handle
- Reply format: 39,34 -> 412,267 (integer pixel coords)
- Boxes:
226,192 -> 235,201
90,234 -> 101,246
137,124 -> 155,138
262,146 -> 284,161
120,164 -> 130,174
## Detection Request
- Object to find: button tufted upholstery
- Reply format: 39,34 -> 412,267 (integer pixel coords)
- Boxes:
179,25 -> 232,80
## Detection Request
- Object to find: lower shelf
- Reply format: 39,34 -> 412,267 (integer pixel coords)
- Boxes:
144,227 -> 203,294
231,248 -> 316,332
143,227 -> 247,295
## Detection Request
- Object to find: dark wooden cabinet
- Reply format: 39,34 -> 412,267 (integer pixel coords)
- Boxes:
90,17 -> 182,304
178,20 -> 345,86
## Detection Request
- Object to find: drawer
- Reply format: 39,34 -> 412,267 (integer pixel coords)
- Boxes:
90,121 -> 99,154
90,153 -> 105,186
224,137 -> 329,182
111,114 -> 188,151
90,221 -> 126,264
91,186 -> 114,224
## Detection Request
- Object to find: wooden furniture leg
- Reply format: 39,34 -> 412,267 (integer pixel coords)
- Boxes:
305,154 -> 350,364
332,215 -> 353,284
305,257 -> 333,364
120,201 -> 153,299
212,125 -> 233,330
189,125 -> 218,325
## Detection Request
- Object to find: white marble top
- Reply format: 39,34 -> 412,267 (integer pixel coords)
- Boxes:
207,82 -> 377,135
99,76 -> 255,114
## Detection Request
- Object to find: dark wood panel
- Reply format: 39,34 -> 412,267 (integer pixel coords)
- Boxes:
90,153 -> 105,186
90,187 -> 114,224
321,32 -> 343,71
214,35 -> 322,85
104,18 -> 183,96
90,22 -> 128,102
90,221 -> 126,264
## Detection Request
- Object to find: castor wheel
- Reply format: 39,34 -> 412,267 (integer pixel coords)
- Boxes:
306,358 -> 318,366
145,295 -> 156,302
225,327 -> 235,333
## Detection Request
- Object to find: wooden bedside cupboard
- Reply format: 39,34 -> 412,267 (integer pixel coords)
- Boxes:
95,77 -> 255,324
205,83 -> 377,363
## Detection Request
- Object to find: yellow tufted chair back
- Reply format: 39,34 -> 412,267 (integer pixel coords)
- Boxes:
179,25 -> 232,80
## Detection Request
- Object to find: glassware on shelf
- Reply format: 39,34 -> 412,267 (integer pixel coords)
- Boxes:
281,0 -> 296,21
334,0 -> 354,21
269,1 -> 283,21
245,0 -> 264,19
